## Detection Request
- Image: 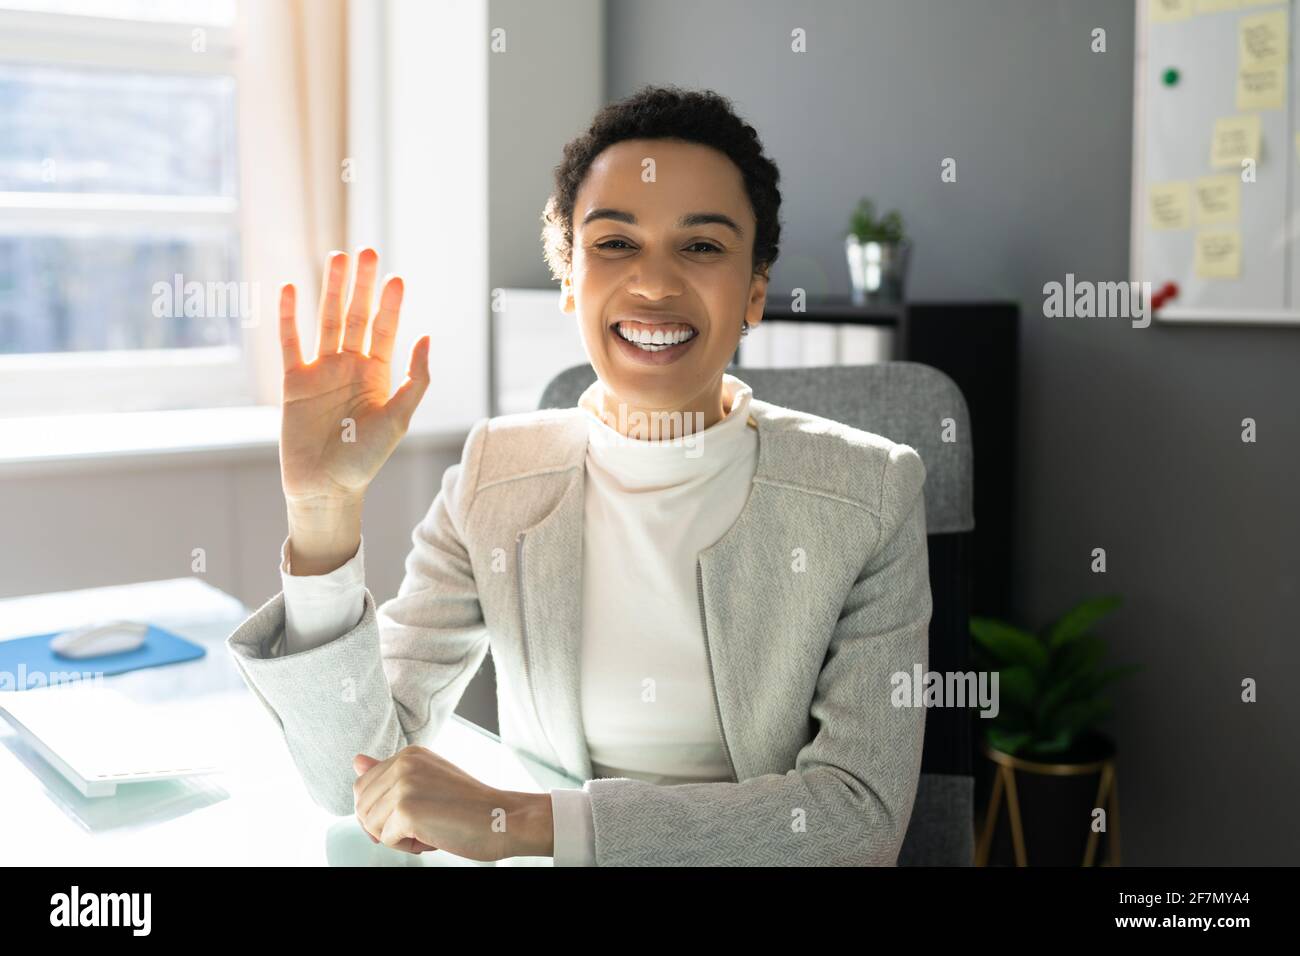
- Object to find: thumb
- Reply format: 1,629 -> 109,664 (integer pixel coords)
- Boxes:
353,753 -> 380,775
386,335 -> 431,425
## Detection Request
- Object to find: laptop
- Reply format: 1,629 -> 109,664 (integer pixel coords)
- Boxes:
0,683 -> 220,798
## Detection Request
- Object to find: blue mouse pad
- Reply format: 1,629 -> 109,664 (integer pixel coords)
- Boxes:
0,625 -> 207,691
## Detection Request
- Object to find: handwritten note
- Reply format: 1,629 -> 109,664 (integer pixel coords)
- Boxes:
1210,115 -> 1261,168
1194,230 -> 1242,279
1238,63 -> 1285,110
1150,0 -> 1194,22
1150,181 -> 1192,229
1194,175 -> 1241,224
1239,9 -> 1288,68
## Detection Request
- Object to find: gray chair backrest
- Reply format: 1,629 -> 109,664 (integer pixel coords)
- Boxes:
539,361 -> 976,865
540,362 -> 973,534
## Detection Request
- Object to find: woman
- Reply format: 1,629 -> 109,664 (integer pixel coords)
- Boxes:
227,85 -> 932,866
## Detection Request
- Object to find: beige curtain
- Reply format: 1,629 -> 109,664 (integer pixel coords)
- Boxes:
236,0 -> 348,405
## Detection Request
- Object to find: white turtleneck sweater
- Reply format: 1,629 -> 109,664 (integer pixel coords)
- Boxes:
279,373 -> 758,866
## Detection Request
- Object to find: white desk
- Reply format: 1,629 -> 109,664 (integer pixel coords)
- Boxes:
0,577 -> 576,866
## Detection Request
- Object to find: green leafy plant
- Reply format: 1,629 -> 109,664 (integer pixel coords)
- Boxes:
847,197 -> 906,244
970,595 -> 1141,759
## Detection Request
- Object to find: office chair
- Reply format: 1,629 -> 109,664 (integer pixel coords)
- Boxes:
539,361 -> 976,866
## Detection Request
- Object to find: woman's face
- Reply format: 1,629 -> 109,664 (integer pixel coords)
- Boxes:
561,138 -> 768,415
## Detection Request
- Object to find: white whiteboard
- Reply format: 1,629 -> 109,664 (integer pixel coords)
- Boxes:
1132,0 -> 1300,325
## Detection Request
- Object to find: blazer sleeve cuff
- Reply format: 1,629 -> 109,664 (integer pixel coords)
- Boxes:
224,588 -> 405,815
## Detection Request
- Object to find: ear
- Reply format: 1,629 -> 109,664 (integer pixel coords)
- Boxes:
559,272 -> 576,315
744,268 -> 769,331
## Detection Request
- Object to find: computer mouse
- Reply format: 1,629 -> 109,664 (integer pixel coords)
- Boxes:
49,621 -> 149,659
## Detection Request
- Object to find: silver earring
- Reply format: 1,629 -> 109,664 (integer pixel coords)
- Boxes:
740,319 -> 750,338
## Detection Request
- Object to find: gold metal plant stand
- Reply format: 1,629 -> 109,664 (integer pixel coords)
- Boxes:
974,740 -> 1121,866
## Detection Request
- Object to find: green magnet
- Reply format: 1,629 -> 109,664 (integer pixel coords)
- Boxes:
1162,67 -> 1179,86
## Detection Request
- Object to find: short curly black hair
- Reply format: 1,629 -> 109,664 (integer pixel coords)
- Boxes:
540,84 -> 782,284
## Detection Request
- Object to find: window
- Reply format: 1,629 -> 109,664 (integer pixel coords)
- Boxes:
0,0 -> 251,415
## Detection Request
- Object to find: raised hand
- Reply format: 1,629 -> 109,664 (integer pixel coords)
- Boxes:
278,249 -> 430,574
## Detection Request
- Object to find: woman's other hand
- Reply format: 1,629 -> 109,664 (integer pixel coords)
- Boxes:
352,748 -> 555,862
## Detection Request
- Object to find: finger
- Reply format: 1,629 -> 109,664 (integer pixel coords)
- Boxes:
353,784 -> 383,843
358,814 -> 378,842
364,769 -> 431,850
278,284 -> 302,372
352,754 -> 399,818
315,250 -> 348,359
353,753 -> 381,774
367,275 -> 404,363
378,807 -> 417,850
355,763 -> 403,821
397,837 -> 437,854
342,247 -> 378,352
385,335 -> 431,426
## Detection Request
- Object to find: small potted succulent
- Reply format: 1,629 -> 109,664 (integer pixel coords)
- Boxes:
970,595 -> 1142,866
844,197 -> 910,304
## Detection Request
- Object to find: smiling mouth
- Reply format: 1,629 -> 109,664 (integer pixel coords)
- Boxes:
611,320 -> 699,352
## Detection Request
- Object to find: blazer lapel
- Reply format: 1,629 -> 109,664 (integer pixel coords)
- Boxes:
692,399 -> 777,785
516,435 -> 594,782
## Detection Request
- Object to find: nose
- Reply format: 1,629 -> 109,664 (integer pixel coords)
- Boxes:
622,245 -> 684,300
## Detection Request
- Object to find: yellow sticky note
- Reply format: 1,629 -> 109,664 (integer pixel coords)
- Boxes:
1239,9 -> 1288,67
1194,230 -> 1241,278
1196,0 -> 1241,12
1150,181 -> 1193,229
1294,131 -> 1300,161
1238,63 -> 1286,109
1194,175 -> 1241,224
1151,0 -> 1194,22
1211,115 -> 1261,167
1242,0 -> 1283,6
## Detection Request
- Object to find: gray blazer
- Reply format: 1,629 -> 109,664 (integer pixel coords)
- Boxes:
225,395 -> 932,866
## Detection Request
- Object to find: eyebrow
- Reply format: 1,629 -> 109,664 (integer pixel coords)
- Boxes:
580,207 -> 744,238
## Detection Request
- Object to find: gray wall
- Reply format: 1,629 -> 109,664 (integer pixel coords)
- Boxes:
488,0 -> 604,291
580,0 -> 1296,864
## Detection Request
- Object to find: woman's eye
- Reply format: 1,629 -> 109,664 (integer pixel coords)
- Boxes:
594,239 -> 721,254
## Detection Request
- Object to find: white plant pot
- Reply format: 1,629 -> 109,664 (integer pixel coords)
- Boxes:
845,236 -> 911,304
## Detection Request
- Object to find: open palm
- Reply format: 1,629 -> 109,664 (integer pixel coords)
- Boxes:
278,249 -> 430,505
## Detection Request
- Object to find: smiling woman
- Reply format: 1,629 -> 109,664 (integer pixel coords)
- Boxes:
225,84 -> 932,868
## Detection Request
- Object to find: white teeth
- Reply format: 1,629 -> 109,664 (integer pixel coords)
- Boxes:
615,322 -> 697,350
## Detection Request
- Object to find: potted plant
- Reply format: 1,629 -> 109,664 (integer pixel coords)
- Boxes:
844,197 -> 910,304
970,595 -> 1142,866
